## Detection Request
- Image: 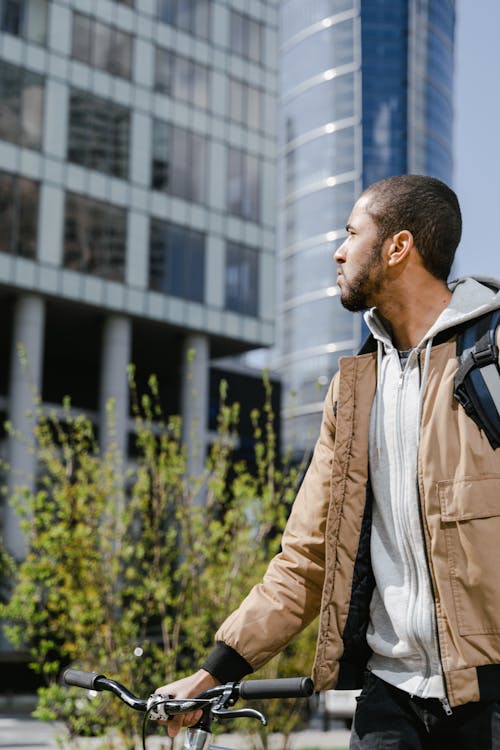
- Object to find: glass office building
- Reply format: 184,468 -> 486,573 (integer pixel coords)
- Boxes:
0,0 -> 279,561
277,0 -> 455,453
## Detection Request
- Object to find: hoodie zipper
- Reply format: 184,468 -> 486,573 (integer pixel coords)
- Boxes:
395,354 -> 433,682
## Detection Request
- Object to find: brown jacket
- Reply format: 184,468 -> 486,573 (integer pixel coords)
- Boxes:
216,329 -> 500,707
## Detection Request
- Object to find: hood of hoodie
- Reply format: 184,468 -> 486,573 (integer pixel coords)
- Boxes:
364,276 -> 500,352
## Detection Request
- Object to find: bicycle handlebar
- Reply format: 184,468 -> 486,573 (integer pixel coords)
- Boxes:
63,669 -> 314,750
63,669 -> 314,711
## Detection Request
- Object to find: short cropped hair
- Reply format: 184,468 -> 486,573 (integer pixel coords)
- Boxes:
362,174 -> 462,281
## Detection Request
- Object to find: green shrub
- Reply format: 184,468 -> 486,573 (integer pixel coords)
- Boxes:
1,372 -> 316,749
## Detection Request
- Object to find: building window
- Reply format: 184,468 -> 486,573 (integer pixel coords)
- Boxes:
149,219 -> 205,302
286,126 -> 356,196
63,193 -> 126,281
0,0 -> 48,45
0,60 -> 44,149
0,170 -> 39,258
152,121 -> 207,203
228,77 -> 262,130
229,10 -> 262,63
227,147 -> 260,222
155,47 -> 209,110
225,241 -> 259,317
157,0 -> 210,40
72,12 -> 133,79
68,89 -> 130,179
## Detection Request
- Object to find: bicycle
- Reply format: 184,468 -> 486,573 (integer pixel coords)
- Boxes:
64,668 -> 314,750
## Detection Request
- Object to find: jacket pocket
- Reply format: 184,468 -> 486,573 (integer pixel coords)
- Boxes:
439,475 -> 500,636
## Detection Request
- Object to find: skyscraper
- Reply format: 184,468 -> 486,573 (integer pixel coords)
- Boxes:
0,0 -> 279,564
277,0 -> 455,453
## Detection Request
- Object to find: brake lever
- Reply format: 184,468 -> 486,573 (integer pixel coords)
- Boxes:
146,695 -> 212,721
211,707 -> 267,725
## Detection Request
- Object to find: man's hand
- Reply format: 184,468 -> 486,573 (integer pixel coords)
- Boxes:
155,669 -> 221,738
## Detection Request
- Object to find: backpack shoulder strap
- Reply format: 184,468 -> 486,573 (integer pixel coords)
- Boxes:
357,333 -> 377,355
454,309 -> 500,449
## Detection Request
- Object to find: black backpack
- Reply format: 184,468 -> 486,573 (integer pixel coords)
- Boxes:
454,308 -> 500,449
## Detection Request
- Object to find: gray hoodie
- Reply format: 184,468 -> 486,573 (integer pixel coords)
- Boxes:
364,277 -> 500,699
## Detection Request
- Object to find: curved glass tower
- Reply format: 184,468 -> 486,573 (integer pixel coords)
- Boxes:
277,0 -> 455,453
278,1 -> 363,453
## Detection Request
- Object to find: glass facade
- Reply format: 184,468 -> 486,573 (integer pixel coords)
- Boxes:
227,147 -> 261,222
360,0 -> 408,185
281,0 -> 353,40
155,49 -> 209,110
0,169 -> 39,257
279,0 -> 362,452
278,0 -> 456,453
0,0 -> 276,338
157,0 -> 210,39
149,220 -> 205,303
0,0 -> 48,45
225,241 -> 259,317
63,193 -> 126,281
72,12 -> 133,79
68,90 -> 130,179
152,121 -> 207,203
228,78 -> 263,131
229,9 -> 263,62
0,60 -> 44,149
282,18 -> 355,93
360,0 -> 454,187
286,126 -> 356,195
422,0 -> 455,181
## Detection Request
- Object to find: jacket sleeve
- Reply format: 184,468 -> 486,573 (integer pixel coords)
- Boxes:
202,375 -> 339,678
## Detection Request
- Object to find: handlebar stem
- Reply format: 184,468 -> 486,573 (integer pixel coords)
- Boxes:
183,727 -> 211,750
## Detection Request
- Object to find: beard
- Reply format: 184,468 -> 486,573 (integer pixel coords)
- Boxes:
338,244 -> 383,312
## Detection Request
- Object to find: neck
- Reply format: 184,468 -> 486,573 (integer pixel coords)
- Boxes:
376,278 -> 452,350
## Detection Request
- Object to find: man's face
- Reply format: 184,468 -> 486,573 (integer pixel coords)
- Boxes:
334,196 -> 387,312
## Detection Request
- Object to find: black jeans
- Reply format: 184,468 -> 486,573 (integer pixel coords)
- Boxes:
350,672 -> 500,749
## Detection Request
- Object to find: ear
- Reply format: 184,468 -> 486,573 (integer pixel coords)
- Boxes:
386,229 -> 414,267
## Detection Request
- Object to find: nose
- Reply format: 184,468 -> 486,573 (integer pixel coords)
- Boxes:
334,241 -> 346,264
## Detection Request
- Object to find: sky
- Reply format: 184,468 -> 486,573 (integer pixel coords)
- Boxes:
453,0 -> 500,278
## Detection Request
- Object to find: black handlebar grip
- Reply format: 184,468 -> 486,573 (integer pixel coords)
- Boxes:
63,669 -> 106,691
239,677 -> 314,699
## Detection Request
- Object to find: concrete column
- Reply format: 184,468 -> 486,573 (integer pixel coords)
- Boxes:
99,315 -> 132,459
5,294 -> 46,559
180,334 -> 209,480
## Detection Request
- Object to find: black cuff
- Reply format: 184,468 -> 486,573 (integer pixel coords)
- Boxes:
201,642 -> 253,683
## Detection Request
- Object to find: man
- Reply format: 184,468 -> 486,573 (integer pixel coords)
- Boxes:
157,175 -> 500,749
